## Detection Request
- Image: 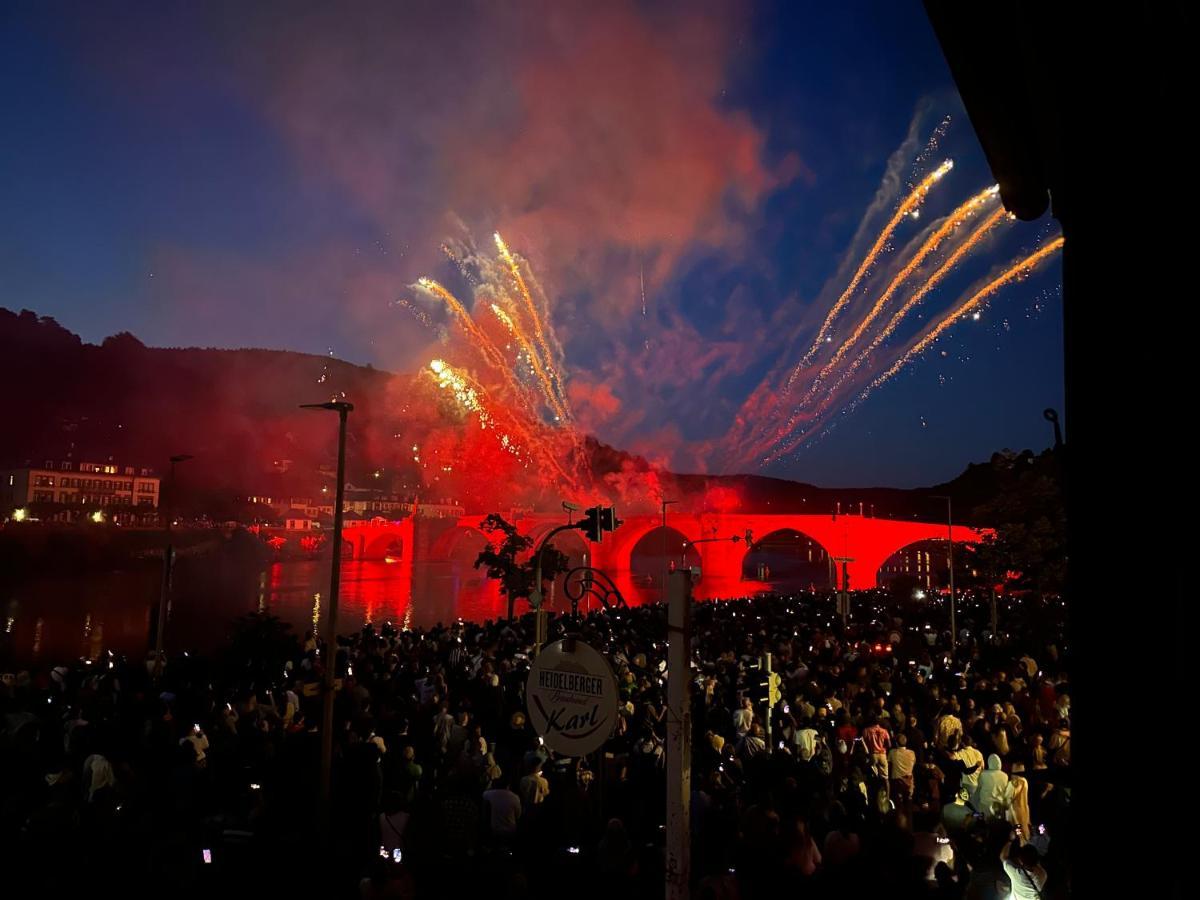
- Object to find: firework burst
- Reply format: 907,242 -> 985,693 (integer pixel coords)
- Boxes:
725,118 -> 1061,470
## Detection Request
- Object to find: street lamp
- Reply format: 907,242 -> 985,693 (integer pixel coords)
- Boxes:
154,453 -> 193,674
1043,408 -> 1063,449
300,400 -> 354,823
931,494 -> 956,653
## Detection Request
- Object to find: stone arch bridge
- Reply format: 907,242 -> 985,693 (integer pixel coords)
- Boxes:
344,512 -> 981,590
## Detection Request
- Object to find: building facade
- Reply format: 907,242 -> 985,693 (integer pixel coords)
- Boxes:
3,459 -> 160,518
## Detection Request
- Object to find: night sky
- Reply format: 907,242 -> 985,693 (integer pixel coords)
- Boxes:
1,1 -> 1063,488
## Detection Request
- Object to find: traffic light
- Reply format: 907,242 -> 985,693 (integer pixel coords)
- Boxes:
755,652 -> 782,709
765,672 -> 782,707
599,506 -> 622,533
579,506 -> 622,543
580,507 -> 602,543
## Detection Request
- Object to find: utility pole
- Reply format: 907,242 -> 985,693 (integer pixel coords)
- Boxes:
660,499 -> 677,597
760,651 -> 781,748
931,495 -> 956,653
665,569 -> 692,900
834,556 -> 854,624
530,521 -> 579,651
301,400 -> 354,826
154,453 -> 192,675
989,584 -> 999,638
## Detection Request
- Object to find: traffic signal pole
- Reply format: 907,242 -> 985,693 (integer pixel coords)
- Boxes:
760,651 -> 781,748
529,507 -> 621,652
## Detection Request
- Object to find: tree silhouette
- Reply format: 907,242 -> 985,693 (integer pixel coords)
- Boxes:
474,513 -> 570,618
965,450 -> 1066,598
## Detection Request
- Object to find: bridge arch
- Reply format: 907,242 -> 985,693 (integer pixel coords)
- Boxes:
363,533 -> 404,561
629,526 -> 702,588
877,538 -> 953,590
429,525 -> 490,563
741,528 -> 836,590
537,528 -> 589,566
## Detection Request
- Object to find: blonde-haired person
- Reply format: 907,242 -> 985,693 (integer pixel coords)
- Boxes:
1006,763 -> 1032,842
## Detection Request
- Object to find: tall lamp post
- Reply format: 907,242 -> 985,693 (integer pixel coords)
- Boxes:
301,400 -> 354,823
1044,408 -> 1063,449
931,494 -> 956,653
154,453 -> 192,674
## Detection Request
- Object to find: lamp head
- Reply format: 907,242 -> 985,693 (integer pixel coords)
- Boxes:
300,401 -> 355,413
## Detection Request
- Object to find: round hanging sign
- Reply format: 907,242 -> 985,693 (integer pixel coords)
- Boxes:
526,639 -> 618,757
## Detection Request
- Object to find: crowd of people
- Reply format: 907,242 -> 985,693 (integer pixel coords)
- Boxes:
0,589 -> 1070,898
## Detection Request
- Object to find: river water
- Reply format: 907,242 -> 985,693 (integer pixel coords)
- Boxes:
0,554 -> 770,666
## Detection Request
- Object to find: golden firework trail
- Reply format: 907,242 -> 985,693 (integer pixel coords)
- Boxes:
801,184 -> 1000,403
418,277 -> 539,415
490,302 -> 517,335
751,186 -> 1000,463
763,214 -> 1046,465
832,205 -> 1011,394
393,296 -> 434,328
491,299 -> 572,425
429,358 -> 502,433
418,278 -> 502,365
868,235 -> 1064,394
766,195 -> 1008,459
791,158 -> 954,378
432,356 -> 579,486
493,233 -> 566,409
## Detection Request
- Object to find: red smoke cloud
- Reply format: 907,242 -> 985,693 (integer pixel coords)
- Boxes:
102,1 -> 805,476
568,379 -> 622,428
230,0 -> 797,337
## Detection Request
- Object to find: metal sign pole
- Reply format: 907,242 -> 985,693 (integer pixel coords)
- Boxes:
665,569 -> 692,900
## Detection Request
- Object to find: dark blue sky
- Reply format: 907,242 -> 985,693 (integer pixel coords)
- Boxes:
1,1 -> 1063,487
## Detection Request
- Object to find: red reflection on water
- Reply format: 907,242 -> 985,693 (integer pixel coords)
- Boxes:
2,557 -> 780,667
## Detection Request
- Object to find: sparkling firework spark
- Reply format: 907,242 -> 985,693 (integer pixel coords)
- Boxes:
910,115 -> 951,186
493,233 -> 565,409
409,235 -> 590,499
393,296 -> 434,328
426,356 -> 577,487
758,206 -> 1024,465
830,205 -> 1011,394
792,158 -> 954,378
491,298 -> 572,426
724,113 -> 1060,472
417,276 -> 541,418
490,303 -> 516,336
797,184 -> 999,407
865,235 -> 1064,395
781,203 -> 1010,444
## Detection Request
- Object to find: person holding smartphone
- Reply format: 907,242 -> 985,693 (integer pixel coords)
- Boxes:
1000,829 -> 1048,899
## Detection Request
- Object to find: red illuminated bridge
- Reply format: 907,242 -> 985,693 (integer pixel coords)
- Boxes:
343,512 -> 982,591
